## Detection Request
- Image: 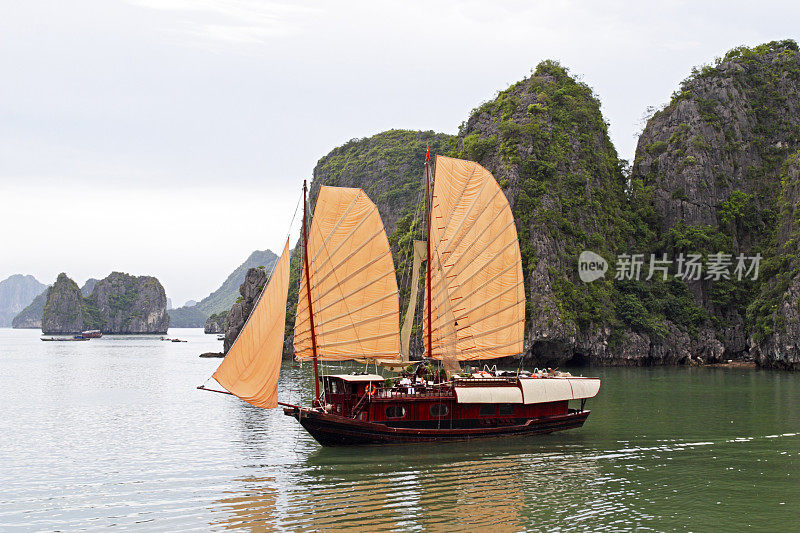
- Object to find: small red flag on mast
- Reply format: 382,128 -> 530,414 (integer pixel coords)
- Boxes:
425,140 -> 430,162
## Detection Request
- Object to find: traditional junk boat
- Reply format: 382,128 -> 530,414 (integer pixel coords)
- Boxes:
201,153 -> 600,445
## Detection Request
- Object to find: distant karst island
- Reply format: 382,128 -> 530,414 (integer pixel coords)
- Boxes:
0,274 -> 47,327
41,272 -> 169,334
6,250 -> 280,338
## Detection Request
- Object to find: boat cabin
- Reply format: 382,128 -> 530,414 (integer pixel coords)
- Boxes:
318,372 -> 601,430
323,374 -> 384,395
322,374 -> 385,417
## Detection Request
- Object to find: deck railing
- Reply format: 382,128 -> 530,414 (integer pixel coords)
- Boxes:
374,385 -> 454,399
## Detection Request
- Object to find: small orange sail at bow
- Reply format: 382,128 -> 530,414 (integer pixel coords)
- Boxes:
294,186 -> 400,361
211,239 -> 291,409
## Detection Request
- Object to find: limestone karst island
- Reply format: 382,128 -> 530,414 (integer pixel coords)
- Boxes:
2,2 -> 799,530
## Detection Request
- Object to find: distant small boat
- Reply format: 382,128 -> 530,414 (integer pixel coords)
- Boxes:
217,335 -> 225,341
81,330 -> 102,338
160,336 -> 186,342
41,335 -> 91,342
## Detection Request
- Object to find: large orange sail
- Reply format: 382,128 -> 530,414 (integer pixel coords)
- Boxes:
212,239 -> 291,409
294,186 -> 400,361
424,156 -> 525,360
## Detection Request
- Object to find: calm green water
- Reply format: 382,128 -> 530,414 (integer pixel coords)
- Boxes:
0,328 -> 798,531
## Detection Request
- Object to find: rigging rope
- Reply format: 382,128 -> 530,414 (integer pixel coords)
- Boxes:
199,189 -> 302,392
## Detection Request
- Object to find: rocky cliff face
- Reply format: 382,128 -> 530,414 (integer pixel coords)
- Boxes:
90,272 -> 169,334
451,60 -> 632,364
224,267 -> 267,353
748,151 -> 800,369
12,289 -> 48,329
81,278 -> 99,297
42,274 -> 89,334
630,40 -> 800,366
204,311 -> 227,334
41,272 -> 169,334
634,41 -> 800,231
0,274 -> 47,326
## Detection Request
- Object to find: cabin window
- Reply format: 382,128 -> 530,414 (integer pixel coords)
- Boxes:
385,405 -> 406,419
479,405 -> 495,416
329,381 -> 340,394
430,403 -> 449,417
499,404 -> 514,416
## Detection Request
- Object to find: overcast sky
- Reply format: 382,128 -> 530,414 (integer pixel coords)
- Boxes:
1,1 -> 797,306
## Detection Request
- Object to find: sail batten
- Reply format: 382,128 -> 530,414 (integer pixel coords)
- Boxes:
311,251 -> 386,298
429,228 -> 518,300
294,186 -> 400,361
314,330 -> 398,348
424,156 -> 525,361
308,310 -> 398,336
438,211 -> 513,275
309,268 -> 397,312
309,194 -> 362,264
436,173 -> 494,258
310,227 -> 384,286
297,282 -> 397,324
455,287 -> 525,322
211,239 -> 291,409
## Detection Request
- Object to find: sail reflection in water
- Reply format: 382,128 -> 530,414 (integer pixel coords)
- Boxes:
212,477 -> 279,532
208,440 -> 634,532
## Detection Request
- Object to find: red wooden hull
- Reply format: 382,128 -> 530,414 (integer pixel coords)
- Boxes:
283,406 -> 590,446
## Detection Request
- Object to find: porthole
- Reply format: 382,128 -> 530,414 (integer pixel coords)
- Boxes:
385,405 -> 406,419
430,403 -> 449,417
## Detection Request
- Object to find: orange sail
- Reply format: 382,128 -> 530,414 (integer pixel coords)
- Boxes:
294,186 -> 400,361
212,239 -> 291,409
424,156 -> 525,361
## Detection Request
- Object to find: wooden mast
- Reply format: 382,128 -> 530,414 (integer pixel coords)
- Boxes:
302,180 -> 321,400
425,145 -> 432,360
